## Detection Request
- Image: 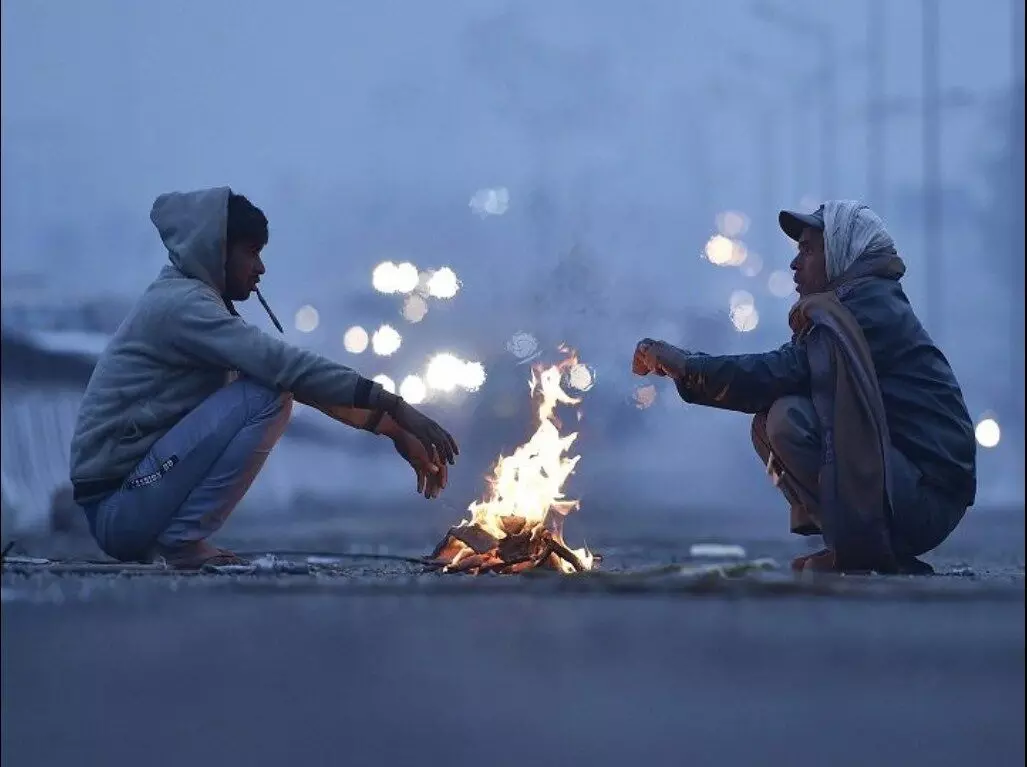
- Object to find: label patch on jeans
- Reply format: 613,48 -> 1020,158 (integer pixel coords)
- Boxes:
126,455 -> 179,489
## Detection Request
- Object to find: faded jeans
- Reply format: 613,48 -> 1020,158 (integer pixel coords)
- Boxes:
83,379 -> 293,562
751,396 -> 966,558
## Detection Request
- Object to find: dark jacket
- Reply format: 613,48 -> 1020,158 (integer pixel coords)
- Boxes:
674,274 -> 977,506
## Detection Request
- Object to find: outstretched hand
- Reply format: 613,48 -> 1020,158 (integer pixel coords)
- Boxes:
633,338 -> 656,375
632,339 -> 692,378
392,429 -> 448,499
390,400 -> 460,466
633,338 -> 672,377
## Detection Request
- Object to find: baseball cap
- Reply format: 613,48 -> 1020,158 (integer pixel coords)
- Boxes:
778,205 -> 825,241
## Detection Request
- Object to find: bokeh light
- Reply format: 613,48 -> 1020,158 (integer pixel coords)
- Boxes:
459,361 -> 487,391
975,417 -> 1001,448
704,235 -> 735,266
425,353 -> 486,393
633,384 -> 657,409
372,261 -> 400,294
716,210 -> 750,238
426,353 -> 465,393
730,289 -> 755,311
426,267 -> 460,299
730,303 -> 760,332
372,374 -> 396,394
768,270 -> 796,298
567,363 -> 595,392
372,324 -> 402,356
728,241 -> 749,266
469,187 -> 510,217
294,305 -> 319,333
401,294 -> 429,323
740,250 -> 764,277
506,332 -> 539,361
399,374 -> 428,405
342,325 -> 369,354
394,262 -> 420,294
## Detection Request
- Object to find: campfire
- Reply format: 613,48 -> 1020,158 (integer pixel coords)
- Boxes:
427,354 -> 597,575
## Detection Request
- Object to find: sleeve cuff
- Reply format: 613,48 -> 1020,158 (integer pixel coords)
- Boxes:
361,380 -> 400,412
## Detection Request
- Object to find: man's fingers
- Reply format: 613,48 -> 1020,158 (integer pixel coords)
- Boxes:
430,429 -> 456,465
416,434 -> 435,461
436,425 -> 459,463
410,418 -> 458,466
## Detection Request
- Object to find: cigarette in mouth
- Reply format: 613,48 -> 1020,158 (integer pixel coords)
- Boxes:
255,288 -> 285,334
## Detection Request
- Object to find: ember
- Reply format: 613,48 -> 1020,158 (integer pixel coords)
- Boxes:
427,353 -> 597,575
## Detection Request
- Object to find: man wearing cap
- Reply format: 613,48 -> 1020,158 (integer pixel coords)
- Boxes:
632,200 -> 976,574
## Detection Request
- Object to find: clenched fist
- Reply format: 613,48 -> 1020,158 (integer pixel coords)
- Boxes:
632,338 -> 658,375
632,339 -> 691,378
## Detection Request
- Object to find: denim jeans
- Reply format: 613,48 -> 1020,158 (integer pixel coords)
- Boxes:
83,378 -> 292,562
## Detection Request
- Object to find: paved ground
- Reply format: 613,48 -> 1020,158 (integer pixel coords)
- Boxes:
2,505 -> 1024,767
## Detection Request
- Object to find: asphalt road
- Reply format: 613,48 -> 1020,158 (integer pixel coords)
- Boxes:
2,506 -> 1024,767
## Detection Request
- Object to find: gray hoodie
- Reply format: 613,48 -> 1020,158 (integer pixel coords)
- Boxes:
70,187 -> 384,504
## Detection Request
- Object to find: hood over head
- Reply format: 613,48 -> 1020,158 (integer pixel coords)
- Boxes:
150,187 -> 231,293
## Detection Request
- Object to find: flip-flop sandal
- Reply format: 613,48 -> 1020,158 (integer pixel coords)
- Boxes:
167,550 -> 250,571
791,548 -> 829,571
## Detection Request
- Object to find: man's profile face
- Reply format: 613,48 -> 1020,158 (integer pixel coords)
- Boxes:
790,227 -> 827,295
224,240 -> 266,301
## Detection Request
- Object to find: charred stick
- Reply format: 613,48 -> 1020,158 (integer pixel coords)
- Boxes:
505,560 -> 538,574
445,552 -> 490,574
548,538 -> 585,572
531,543 -> 555,569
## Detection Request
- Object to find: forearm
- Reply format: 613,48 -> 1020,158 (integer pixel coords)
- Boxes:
650,342 -> 696,379
299,397 -> 402,439
670,343 -> 811,414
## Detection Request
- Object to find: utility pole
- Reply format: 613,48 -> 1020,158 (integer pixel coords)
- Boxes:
866,0 -> 886,211
1012,0 -> 1025,453
922,0 -> 942,342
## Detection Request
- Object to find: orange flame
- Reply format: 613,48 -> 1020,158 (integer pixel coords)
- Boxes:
452,352 -> 593,573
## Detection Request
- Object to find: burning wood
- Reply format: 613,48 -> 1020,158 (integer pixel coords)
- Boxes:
427,354 -> 598,575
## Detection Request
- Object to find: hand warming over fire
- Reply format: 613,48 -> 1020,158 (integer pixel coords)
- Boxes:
391,429 -> 447,499
632,339 -> 689,378
350,405 -> 452,499
387,397 -> 460,466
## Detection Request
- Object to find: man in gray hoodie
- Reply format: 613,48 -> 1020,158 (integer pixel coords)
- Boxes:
70,187 -> 458,569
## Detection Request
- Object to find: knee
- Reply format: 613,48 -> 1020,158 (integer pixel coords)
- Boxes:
233,378 -> 293,420
264,390 -> 293,435
274,392 -> 294,420
765,396 -> 818,454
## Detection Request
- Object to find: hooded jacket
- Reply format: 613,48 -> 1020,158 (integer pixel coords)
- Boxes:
70,187 -> 384,504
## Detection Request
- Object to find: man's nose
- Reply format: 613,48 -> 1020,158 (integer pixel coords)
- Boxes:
789,253 -> 800,270
256,257 -> 266,275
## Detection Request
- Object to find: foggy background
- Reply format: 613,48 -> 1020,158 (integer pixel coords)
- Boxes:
2,0 -> 1024,546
